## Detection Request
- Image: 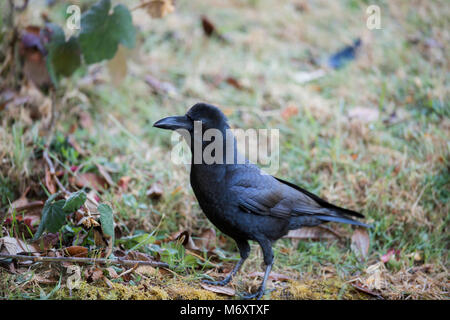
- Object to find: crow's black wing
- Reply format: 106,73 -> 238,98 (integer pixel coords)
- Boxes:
228,164 -> 368,227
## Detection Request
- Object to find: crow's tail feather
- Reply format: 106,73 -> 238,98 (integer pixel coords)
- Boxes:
315,215 -> 372,228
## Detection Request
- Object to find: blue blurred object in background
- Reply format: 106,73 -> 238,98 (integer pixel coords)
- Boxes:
328,38 -> 362,69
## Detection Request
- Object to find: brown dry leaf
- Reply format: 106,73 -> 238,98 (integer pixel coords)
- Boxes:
71,172 -> 109,191
93,228 -> 107,246
348,107 -> 379,123
146,183 -> 163,199
84,267 -> 104,282
225,77 -> 245,91
79,110 -> 93,130
96,164 -> 115,187
125,250 -> 153,262
145,75 -> 177,96
0,236 -> 38,255
200,283 -> 235,296
117,176 -> 131,191
281,105 -> 299,120
78,216 -> 100,229
195,228 -> 216,251
7,188 -> 30,215
201,15 -> 222,38
105,267 -> 119,279
39,232 -> 60,250
20,26 -> 52,89
107,45 -> 128,86
172,230 -> 199,250
351,227 -> 370,260
248,271 -> 292,282
283,226 -> 340,240
136,265 -> 156,277
142,0 -> 174,18
351,282 -> 384,299
64,246 -> 88,257
45,166 -> 56,194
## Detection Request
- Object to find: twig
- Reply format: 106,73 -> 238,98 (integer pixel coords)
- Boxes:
43,149 -> 70,195
116,263 -> 139,279
0,253 -> 169,268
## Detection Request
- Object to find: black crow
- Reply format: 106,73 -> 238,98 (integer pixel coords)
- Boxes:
154,102 -> 370,299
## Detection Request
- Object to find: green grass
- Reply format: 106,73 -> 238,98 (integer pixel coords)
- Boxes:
0,0 -> 448,299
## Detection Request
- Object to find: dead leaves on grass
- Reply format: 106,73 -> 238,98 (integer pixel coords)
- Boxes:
351,227 -> 370,261
199,283 -> 235,296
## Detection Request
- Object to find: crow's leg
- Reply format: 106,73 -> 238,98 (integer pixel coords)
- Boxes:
203,240 -> 250,286
241,237 -> 274,300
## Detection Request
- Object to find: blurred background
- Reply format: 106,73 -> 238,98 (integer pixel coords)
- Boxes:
0,0 -> 448,299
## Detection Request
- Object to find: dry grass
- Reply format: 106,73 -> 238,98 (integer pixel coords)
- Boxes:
0,0 -> 448,299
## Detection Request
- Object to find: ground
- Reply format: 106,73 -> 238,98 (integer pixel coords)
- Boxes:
0,0 -> 448,299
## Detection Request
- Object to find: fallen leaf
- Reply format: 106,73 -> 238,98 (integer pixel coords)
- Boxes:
96,164 -> 115,187
141,0 -> 175,18
381,248 -> 400,263
19,26 -> 52,89
194,228 -> 216,251
146,183 -> 163,199
348,107 -> 379,123
292,69 -> 326,84
84,267 -> 103,282
145,75 -> 177,96
64,246 -> 88,257
107,45 -> 128,86
172,230 -> 199,250
351,227 -> 370,260
248,271 -> 292,282
281,105 -> 299,120
201,15 -> 217,37
38,232 -> 59,250
283,226 -> 341,240
135,265 -> 156,277
71,172 -> 109,191
0,236 -> 38,255
117,176 -> 131,191
7,188 -> 30,215
79,110 -> 93,130
200,283 -> 235,296
105,267 -> 119,279
351,282 -> 383,299
45,166 -> 57,194
225,77 -> 247,91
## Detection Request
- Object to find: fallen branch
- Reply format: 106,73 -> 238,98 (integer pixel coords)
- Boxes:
0,253 -> 169,268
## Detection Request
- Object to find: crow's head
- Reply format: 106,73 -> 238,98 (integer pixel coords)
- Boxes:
153,102 -> 229,133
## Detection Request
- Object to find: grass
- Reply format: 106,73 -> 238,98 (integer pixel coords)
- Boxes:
0,0 -> 448,299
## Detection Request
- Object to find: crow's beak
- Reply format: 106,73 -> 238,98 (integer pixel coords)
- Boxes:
153,115 -> 192,131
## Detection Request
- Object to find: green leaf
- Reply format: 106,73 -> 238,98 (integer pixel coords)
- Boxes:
117,233 -> 155,250
79,0 -> 136,64
33,194 -> 69,240
62,190 -> 87,213
98,203 -> 114,241
45,23 -> 81,85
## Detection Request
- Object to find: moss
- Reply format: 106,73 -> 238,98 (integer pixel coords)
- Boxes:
166,283 -> 222,300
55,280 -> 170,300
271,279 -> 370,300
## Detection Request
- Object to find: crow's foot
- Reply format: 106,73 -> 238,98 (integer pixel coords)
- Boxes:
239,288 -> 275,300
202,278 -> 231,286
